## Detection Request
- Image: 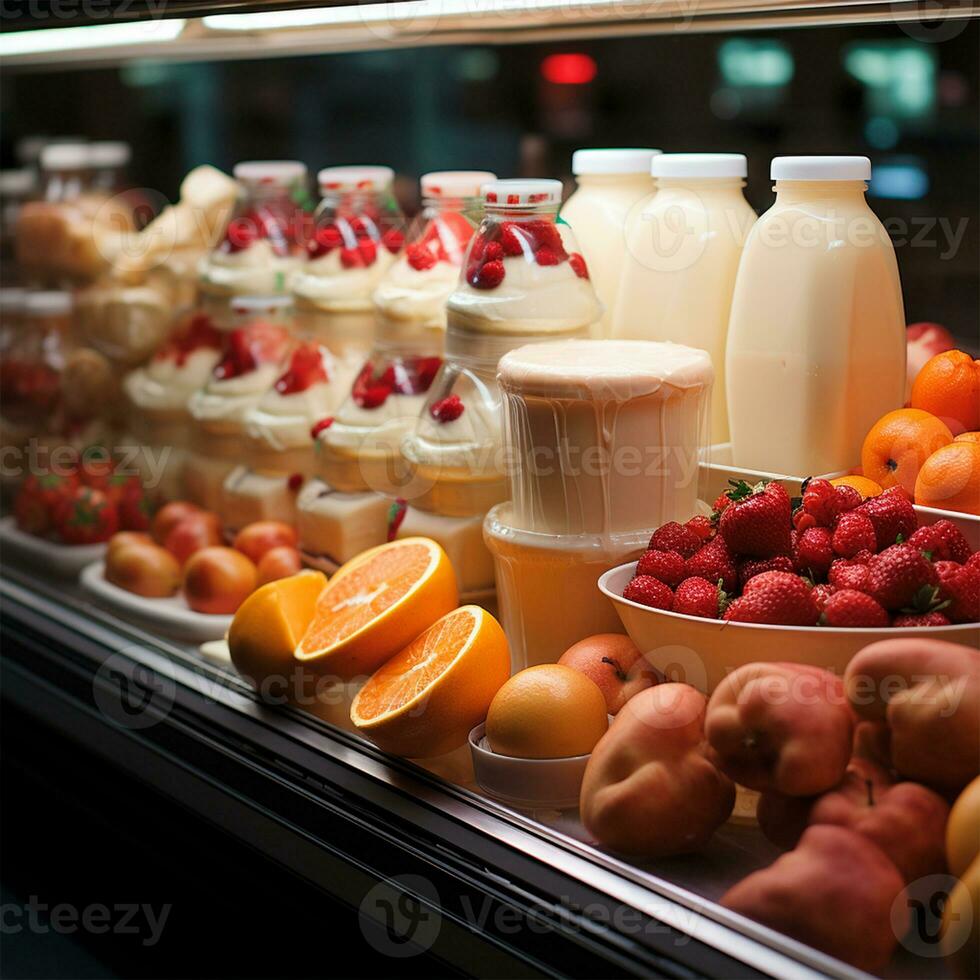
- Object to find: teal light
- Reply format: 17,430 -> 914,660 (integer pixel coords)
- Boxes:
718,39 -> 794,88
843,42 -> 936,117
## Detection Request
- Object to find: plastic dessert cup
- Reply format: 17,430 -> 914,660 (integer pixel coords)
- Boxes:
600,561 -> 979,695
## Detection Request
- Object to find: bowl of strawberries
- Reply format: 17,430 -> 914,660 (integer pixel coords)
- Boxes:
599,478 -> 980,693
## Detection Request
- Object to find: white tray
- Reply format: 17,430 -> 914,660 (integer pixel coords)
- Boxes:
0,516 -> 107,578
80,561 -> 232,643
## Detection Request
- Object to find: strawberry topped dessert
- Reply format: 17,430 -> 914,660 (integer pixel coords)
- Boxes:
198,162 -> 308,321
621,479 -> 980,628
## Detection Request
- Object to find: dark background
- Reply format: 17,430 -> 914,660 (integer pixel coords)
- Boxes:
1,20 -> 978,341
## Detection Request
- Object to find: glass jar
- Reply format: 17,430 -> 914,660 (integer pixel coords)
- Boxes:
400,178 -> 601,516
199,161 -> 308,327
292,165 -> 404,359
0,170 -> 35,280
318,170 -> 495,495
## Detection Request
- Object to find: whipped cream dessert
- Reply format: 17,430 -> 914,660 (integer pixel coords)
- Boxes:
201,237 -> 304,299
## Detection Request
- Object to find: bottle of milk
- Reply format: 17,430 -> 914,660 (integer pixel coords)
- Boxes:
560,149 -> 659,338
610,153 -> 756,444
726,156 -> 906,476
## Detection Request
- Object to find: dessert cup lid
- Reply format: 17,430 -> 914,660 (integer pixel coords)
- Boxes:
497,339 -> 713,401
40,142 -> 89,171
229,294 -> 293,316
652,153 -> 747,178
572,148 -> 661,175
482,178 -> 562,207
317,165 -> 394,192
233,160 -> 307,184
88,141 -> 131,168
0,287 -> 27,312
0,169 -> 34,195
421,171 -> 498,199
25,290 -> 73,316
771,155 -> 871,181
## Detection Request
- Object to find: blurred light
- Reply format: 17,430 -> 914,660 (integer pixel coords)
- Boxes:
870,160 -> 930,200
0,19 -> 185,57
541,53 -> 597,85
865,116 -> 900,149
454,49 -> 499,83
718,39 -> 794,87
844,43 -> 936,117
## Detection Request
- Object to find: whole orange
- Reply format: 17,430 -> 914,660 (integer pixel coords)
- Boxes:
861,408 -> 953,496
955,431 -> 980,445
910,350 -> 980,435
914,441 -> 980,515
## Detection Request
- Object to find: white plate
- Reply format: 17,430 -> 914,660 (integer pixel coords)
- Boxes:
80,561 -> 233,642
0,516 -> 107,578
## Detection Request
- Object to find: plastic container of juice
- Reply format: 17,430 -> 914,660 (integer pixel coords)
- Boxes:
726,156 -> 906,476
611,153 -> 756,444
560,148 -> 659,338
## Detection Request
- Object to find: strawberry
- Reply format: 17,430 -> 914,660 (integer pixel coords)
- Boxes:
737,555 -> 795,589
892,611 -> 952,627
831,511 -> 877,558
648,521 -> 701,559
858,486 -> 918,551
52,486 -> 118,545
933,561 -> 980,623
275,343 -> 329,395
636,549 -> 687,589
820,589 -> 889,628
674,577 -> 727,619
685,515 -> 715,542
793,507 -> 818,532
118,489 -> 152,532
623,575 -> 673,611
966,552 -> 980,574
711,492 -> 730,518
828,553 -> 874,592
686,536 -> 738,592
430,394 -> 465,424
569,252 -> 589,279
908,520 -> 973,564
867,543 -> 940,611
794,526 -> 834,578
723,571 -> 819,626
718,479 -> 792,558
812,583 -> 837,613
469,259 -> 505,290
801,478 -> 839,526
832,484 -> 863,516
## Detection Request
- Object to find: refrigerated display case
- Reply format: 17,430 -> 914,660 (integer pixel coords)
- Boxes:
2,3 -> 978,978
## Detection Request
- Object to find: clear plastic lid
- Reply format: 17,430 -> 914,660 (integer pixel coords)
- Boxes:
88,141 -> 131,169
0,287 -> 27,313
652,153 -> 747,179
234,160 -> 308,185
420,171 -> 497,201
217,163 -> 308,258
40,143 -> 89,172
572,149 -> 662,175
317,166 -> 394,193
25,290 -> 73,317
0,170 -> 35,197
771,156 -> 871,181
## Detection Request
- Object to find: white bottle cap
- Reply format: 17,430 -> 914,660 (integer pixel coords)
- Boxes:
0,169 -> 34,196
771,156 -> 871,181
25,290 -> 73,317
572,149 -> 662,175
40,143 -> 90,171
233,161 -> 307,184
230,295 -> 293,317
317,166 -> 394,192
0,287 -> 27,313
421,171 -> 498,199
652,153 -> 747,179
482,179 -> 563,207
87,141 -> 131,168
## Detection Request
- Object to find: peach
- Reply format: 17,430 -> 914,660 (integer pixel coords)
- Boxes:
256,546 -> 303,586
151,500 -> 202,544
165,513 -> 223,565
183,546 -> 257,615
233,521 -> 298,564
105,542 -> 181,598
558,634 -> 658,714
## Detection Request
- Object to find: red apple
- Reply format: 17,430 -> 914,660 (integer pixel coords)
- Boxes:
558,634 -> 658,714
906,322 -> 956,398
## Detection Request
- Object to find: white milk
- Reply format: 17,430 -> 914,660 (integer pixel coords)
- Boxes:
611,154 -> 756,444
560,149 -> 660,339
726,156 -> 906,476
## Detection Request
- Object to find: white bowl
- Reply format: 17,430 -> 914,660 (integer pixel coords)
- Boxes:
468,723 -> 592,810
599,561 -> 980,694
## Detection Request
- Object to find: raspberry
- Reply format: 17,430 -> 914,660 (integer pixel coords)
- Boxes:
569,252 -> 589,279
908,520 -> 973,564
648,521 -> 701,559
287,473 -> 304,492
310,417 -> 334,439
407,243 -> 437,271
469,260 -> 505,290
686,537 -> 738,593
340,247 -> 365,269
499,223 -> 528,256
381,228 -> 405,253
526,219 -> 564,253
225,217 -> 257,253
801,477 -> 838,525
309,224 -> 343,257
358,239 -> 378,265
483,241 -> 504,262
430,394 -> 465,424
795,526 -> 834,578
832,511 -> 878,558
793,508 -> 818,532
685,515 -> 715,542
636,549 -> 687,589
623,575 -> 673,611
738,555 -> 795,589
892,611 -> 952,627
820,589 -> 890,628
674,577 -> 725,619
535,247 -> 561,266
354,384 -> 391,409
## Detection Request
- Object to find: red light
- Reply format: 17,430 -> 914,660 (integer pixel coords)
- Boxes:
541,53 -> 597,86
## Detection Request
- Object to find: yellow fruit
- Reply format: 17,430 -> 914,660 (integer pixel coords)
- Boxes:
955,431 -> 980,444
830,475 -> 883,499
486,664 -> 608,760
947,775 -> 980,878
228,570 -> 327,690
350,605 -> 510,758
295,537 -> 458,681
942,858 -> 979,979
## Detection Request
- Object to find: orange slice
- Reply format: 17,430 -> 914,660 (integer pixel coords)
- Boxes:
830,475 -> 883,499
228,570 -> 327,690
350,605 -> 510,758
295,537 -> 458,680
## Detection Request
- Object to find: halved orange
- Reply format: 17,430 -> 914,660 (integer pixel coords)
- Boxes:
295,537 -> 458,680
350,605 -> 510,758
830,474 -> 884,499
228,570 -> 327,690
